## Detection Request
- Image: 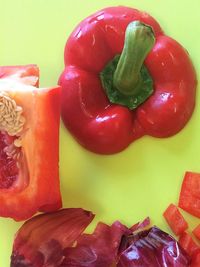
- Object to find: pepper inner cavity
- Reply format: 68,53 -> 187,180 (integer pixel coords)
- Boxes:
0,92 -> 25,189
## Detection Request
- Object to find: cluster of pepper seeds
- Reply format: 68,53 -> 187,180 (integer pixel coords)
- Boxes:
0,92 -> 25,160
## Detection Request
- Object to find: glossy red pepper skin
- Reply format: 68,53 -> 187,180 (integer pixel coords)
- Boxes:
193,224 -> 200,241
59,6 -> 197,154
179,232 -> 200,258
179,172 -> 200,218
163,204 -> 188,236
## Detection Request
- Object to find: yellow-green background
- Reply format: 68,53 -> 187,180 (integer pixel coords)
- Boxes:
1,0 -> 200,266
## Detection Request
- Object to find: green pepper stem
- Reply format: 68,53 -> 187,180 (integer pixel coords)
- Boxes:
113,21 -> 155,96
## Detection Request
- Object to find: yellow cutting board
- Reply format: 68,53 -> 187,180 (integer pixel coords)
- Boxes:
1,0 -> 200,266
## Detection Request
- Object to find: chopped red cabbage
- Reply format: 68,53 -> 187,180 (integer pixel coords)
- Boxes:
118,226 -> 191,267
10,209 -> 191,267
129,217 -> 150,232
60,220 -> 130,266
11,208 -> 94,267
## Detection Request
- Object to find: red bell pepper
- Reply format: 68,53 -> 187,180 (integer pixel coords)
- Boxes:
178,172 -> 200,218
179,232 -> 200,258
59,6 -> 197,154
0,65 -> 61,221
190,252 -> 200,267
193,225 -> 200,241
163,203 -> 188,236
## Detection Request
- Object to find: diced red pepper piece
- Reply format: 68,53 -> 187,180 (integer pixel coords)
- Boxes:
163,203 -> 188,235
178,172 -> 200,218
179,232 -> 200,258
193,225 -> 200,241
190,252 -> 200,267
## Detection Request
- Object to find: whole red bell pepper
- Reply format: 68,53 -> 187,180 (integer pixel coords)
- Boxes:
59,6 -> 197,154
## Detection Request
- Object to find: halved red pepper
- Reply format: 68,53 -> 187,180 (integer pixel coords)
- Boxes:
0,65 -> 61,221
59,6 -> 197,154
